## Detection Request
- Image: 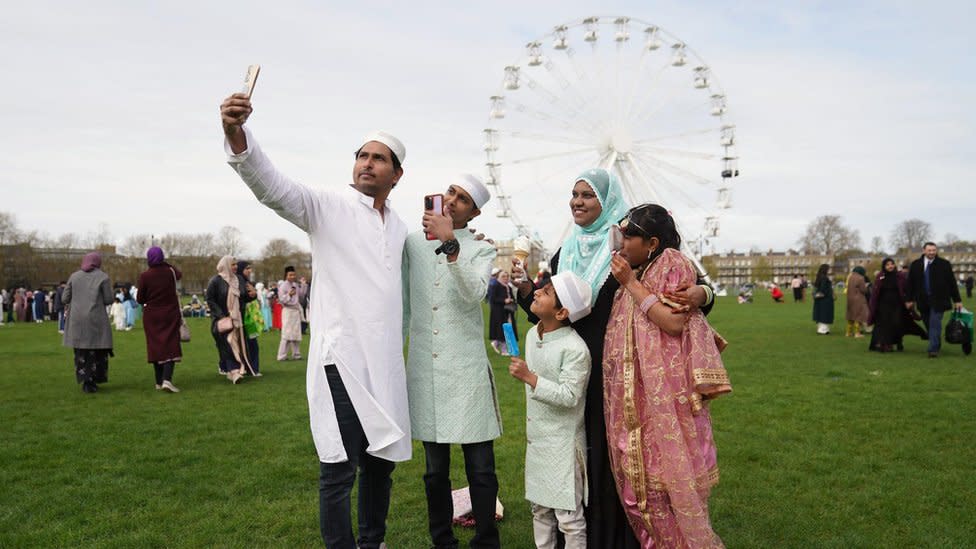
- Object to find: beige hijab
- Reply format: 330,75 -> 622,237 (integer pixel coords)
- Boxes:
216,255 -> 252,373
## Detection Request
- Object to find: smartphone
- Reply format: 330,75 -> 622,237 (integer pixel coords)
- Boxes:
242,64 -> 261,99
609,224 -> 624,252
424,194 -> 443,241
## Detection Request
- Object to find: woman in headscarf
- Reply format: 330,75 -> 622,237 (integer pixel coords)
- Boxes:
487,270 -> 517,354
62,252 -> 115,393
868,258 -> 927,352
256,281 -> 272,331
812,264 -> 835,334
14,288 -> 26,322
137,246 -> 184,392
205,255 -> 256,383
845,266 -> 870,338
514,168 -> 715,549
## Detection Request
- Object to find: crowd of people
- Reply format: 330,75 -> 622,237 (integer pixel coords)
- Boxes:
808,242 -> 966,358
218,87 -> 731,549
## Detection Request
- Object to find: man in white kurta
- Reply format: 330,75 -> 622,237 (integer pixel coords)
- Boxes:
403,176 -> 502,548
221,91 -> 410,549
276,266 -> 305,360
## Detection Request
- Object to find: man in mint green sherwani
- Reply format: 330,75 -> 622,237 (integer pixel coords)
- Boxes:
403,174 -> 502,548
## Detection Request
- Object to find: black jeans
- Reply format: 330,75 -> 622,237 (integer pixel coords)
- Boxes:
319,364 -> 395,549
423,440 -> 500,549
153,361 -> 174,385
245,337 -> 260,373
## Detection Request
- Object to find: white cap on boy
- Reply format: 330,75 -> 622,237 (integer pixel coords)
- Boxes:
551,271 -> 593,323
454,173 -> 491,209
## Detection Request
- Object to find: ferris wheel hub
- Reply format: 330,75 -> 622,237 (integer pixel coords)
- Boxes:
609,131 -> 633,154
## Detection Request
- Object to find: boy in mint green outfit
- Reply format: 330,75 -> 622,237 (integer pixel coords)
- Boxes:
509,271 -> 592,549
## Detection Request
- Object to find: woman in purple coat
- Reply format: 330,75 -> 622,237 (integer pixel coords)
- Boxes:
137,247 -> 183,392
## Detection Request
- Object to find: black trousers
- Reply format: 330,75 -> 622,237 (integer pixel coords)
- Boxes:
153,361 -> 175,385
319,364 -> 395,549
422,440 -> 500,549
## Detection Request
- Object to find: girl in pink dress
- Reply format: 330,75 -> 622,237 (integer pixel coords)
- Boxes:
603,204 -> 731,548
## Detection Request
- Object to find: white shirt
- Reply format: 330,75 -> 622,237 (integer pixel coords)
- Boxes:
226,127 -> 411,463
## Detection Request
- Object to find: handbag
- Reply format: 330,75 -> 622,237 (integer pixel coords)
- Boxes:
170,268 -> 191,342
216,316 -> 234,334
945,313 -> 970,345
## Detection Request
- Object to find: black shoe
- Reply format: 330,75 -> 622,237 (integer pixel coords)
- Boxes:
928,352 -> 938,358
896,343 -> 904,352
82,381 -> 98,393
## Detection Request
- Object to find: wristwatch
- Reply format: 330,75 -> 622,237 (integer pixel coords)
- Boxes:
435,239 -> 460,256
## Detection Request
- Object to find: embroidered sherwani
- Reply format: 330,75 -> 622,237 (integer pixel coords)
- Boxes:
603,248 -> 731,548
523,324 -> 591,511
402,229 -> 502,443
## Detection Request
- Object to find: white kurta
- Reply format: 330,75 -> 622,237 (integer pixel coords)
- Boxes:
226,127 -> 411,463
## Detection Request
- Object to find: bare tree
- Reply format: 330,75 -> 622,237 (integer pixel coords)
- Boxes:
870,236 -> 885,255
217,226 -> 248,257
943,232 -> 960,247
0,212 -> 20,245
83,222 -> 113,249
261,238 -> 299,258
889,219 -> 932,253
118,233 -> 153,257
797,215 -> 860,256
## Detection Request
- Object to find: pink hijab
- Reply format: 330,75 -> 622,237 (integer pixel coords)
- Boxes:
81,252 -> 102,273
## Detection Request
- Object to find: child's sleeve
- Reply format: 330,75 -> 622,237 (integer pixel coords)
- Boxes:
644,248 -> 697,295
530,343 -> 591,408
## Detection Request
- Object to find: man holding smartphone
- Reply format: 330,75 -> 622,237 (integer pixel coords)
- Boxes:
403,175 -> 502,549
221,91 -> 410,549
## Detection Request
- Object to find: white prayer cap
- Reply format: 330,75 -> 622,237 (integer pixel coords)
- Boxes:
454,174 -> 491,209
551,271 -> 593,323
491,267 -> 501,276
361,131 -> 406,165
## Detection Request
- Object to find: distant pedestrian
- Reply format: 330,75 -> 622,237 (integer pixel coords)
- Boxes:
845,266 -> 870,338
137,246 -> 184,392
812,264 -> 835,334
966,275 -> 974,298
53,282 -> 67,333
790,273 -> 803,302
205,255 -> 255,383
488,270 -> 517,355
906,242 -> 962,358
32,288 -> 46,323
62,252 -> 115,394
238,261 -> 264,376
276,266 -> 305,361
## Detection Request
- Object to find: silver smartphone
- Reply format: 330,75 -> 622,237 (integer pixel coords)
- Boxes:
242,64 -> 261,98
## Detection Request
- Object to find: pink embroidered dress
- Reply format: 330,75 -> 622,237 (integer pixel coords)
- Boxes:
603,248 -> 731,548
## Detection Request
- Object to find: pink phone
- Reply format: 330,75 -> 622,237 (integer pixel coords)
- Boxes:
424,194 -> 443,241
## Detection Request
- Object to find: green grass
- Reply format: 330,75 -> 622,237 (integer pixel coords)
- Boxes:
1,293 -> 975,548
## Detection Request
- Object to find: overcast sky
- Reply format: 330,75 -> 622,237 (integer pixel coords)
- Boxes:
2,0 -> 972,258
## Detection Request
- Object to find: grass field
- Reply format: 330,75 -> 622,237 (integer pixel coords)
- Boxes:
1,292 -> 975,548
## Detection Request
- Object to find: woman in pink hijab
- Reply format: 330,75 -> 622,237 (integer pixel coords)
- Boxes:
62,252 -> 115,393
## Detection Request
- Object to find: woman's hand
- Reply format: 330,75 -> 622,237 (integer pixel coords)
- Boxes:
610,252 -> 633,286
661,284 -> 705,313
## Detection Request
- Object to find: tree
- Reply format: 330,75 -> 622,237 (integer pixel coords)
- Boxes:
797,215 -> 860,256
260,238 -> 299,259
118,233 -> 153,257
889,219 -> 932,253
943,232 -> 960,247
870,236 -> 885,255
83,222 -> 113,249
217,226 -> 248,257
0,212 -> 21,245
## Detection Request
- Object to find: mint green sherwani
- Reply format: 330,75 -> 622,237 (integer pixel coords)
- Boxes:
523,324 -> 591,511
403,228 -> 502,443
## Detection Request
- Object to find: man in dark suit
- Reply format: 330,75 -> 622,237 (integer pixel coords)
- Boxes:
906,242 -> 962,357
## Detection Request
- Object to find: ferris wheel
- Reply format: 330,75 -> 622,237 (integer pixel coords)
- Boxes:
483,16 -> 739,263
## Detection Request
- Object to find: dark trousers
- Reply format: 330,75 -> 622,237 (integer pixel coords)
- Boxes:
922,306 -> 944,353
246,337 -> 260,373
319,364 -> 395,549
422,440 -> 500,549
153,361 -> 175,385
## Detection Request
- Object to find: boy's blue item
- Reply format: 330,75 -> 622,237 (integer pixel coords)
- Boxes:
502,322 -> 520,357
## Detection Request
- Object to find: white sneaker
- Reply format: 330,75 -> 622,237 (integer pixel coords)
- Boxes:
162,380 -> 181,393
254,372 -> 263,377
155,384 -> 162,390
